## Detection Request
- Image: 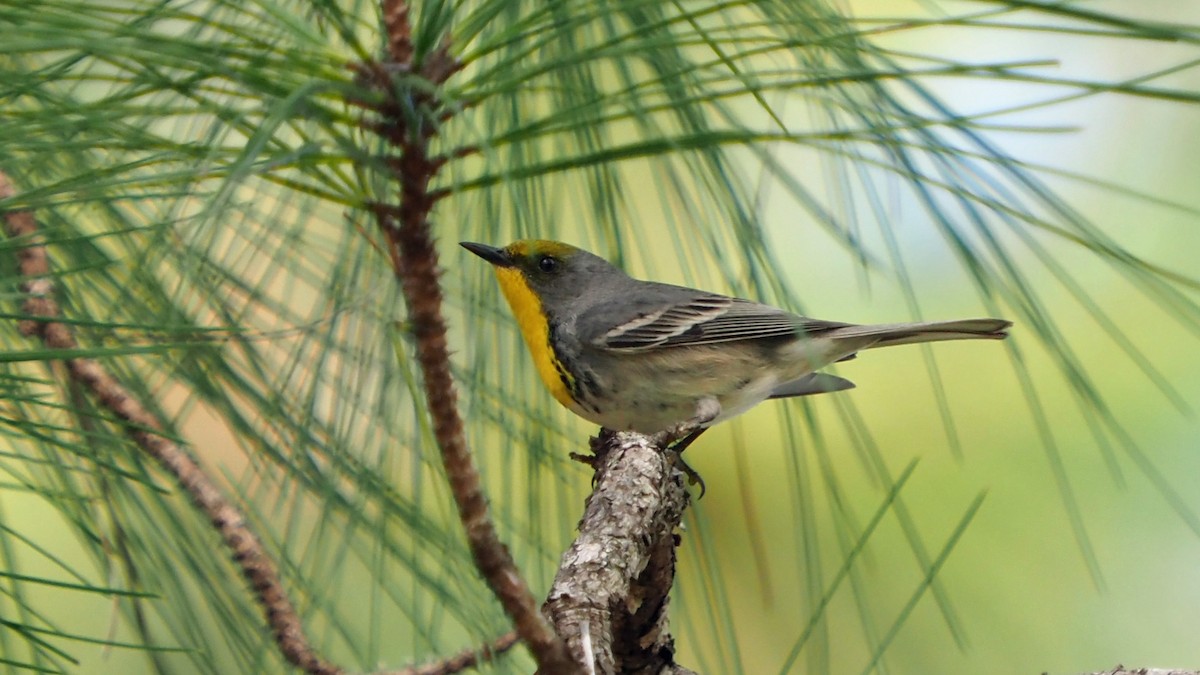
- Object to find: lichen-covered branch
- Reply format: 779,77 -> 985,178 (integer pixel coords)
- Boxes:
546,430 -> 697,675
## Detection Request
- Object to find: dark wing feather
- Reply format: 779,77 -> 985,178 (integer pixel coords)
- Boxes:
592,293 -> 849,351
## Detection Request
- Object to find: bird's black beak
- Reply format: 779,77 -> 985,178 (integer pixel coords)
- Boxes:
460,242 -> 514,267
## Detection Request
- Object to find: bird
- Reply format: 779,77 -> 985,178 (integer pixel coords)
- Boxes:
462,239 -> 1010,478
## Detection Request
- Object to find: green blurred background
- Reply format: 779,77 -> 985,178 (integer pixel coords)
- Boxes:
2,1 -> 1199,673
685,2 -> 1200,671
681,3 -> 1200,671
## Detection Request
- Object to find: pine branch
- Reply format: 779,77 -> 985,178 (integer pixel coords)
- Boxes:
0,171 -> 340,673
356,3 -> 575,672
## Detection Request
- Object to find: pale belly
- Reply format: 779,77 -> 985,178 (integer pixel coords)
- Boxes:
573,371 -> 785,433
566,342 -> 812,434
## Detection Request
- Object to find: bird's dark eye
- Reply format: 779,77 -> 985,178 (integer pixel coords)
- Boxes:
537,255 -> 559,273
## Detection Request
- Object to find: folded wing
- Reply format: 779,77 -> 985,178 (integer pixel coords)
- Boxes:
594,293 -> 850,351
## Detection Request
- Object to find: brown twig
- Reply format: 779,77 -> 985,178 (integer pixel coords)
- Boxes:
2,172 -> 521,675
1089,662 -> 1200,667
358,3 -> 576,673
394,631 -> 520,675
545,430 -> 697,674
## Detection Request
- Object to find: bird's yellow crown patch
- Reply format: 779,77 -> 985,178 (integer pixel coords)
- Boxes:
504,239 -> 580,260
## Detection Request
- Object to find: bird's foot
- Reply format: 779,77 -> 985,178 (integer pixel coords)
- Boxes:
653,398 -> 720,499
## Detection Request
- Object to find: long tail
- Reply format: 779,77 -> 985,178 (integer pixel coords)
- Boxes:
830,318 -> 1011,349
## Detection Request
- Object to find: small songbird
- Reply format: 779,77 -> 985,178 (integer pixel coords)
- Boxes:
463,239 -> 1010,454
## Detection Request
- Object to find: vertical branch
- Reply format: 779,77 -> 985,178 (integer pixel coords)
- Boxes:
357,4 -> 576,672
547,431 -> 696,675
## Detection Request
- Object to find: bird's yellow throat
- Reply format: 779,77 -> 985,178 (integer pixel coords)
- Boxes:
492,267 -> 575,408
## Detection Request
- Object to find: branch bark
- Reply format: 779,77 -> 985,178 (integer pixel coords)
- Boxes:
545,430 -> 697,675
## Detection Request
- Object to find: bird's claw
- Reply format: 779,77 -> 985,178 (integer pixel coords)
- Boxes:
673,453 -> 707,499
